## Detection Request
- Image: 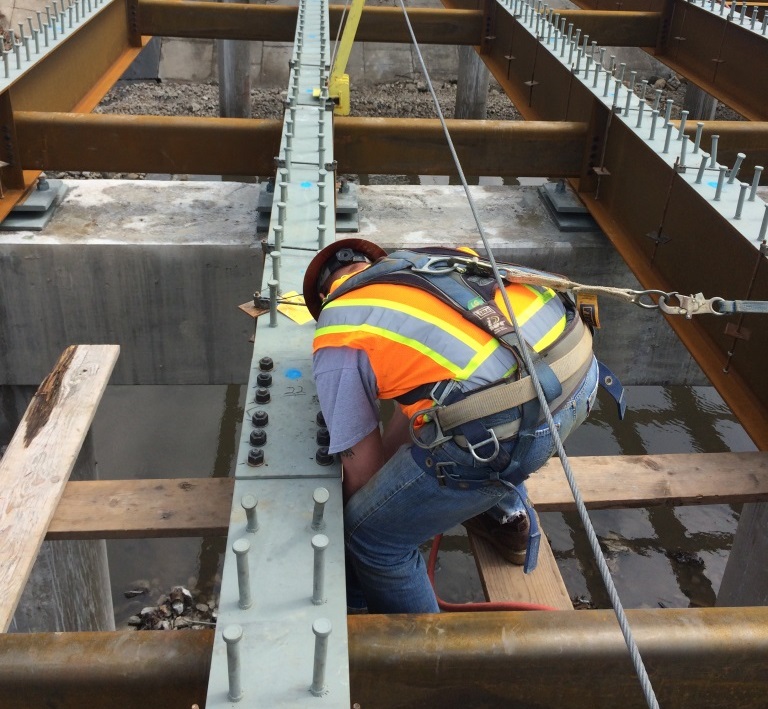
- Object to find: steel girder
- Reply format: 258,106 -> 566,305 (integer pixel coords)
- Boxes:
461,0 -> 768,449
14,111 -> 588,176
136,0 -> 484,45
3,608 -> 768,709
570,0 -> 768,121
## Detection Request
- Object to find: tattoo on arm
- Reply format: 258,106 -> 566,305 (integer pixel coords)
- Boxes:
339,448 -> 355,458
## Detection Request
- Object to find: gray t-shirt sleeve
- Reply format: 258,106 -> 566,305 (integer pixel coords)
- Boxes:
313,346 -> 380,454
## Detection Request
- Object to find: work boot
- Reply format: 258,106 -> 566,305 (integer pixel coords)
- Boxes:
462,512 -> 530,565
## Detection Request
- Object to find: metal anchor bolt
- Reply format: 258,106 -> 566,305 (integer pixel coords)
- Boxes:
677,110 -> 689,140
319,201 -> 327,225
270,250 -> 281,283
663,123 -> 673,154
603,68 -> 611,97
759,205 -> 768,242
693,122 -> 704,153
636,93 -> 646,128
277,201 -> 286,227
664,98 -> 673,127
727,152 -> 745,184
279,180 -> 288,203
649,110 -> 659,141
268,280 -> 279,328
749,166 -> 763,201
241,494 -> 259,533
680,134 -> 688,166
695,153 -> 709,184
272,225 -> 283,251
233,538 -> 252,609
709,135 -> 719,167
317,224 -> 327,249
223,625 -> 244,702
714,166 -> 727,201
312,487 -> 330,531
312,533 -> 329,605
310,619 -> 332,696
617,61 -> 626,84
735,182 -> 748,219
652,88 -> 662,111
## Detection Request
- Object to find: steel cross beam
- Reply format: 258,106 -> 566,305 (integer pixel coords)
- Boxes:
13,111 -> 590,176
136,0 -> 484,45
459,0 -> 768,448
4,608 -> 768,708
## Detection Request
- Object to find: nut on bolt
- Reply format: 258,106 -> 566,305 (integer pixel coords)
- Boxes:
251,410 -> 268,427
255,387 -> 271,404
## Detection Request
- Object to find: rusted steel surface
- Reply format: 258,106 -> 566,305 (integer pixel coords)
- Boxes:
138,0 -> 483,45
0,631 -> 212,708
15,112 -> 586,176
3,609 -> 768,708
557,10 -> 662,47
334,117 -> 588,175
349,608 -> 768,708
568,0 -> 768,120
462,1 -> 768,449
0,0 -> 144,220
660,1 -> 768,120
15,111 -> 283,175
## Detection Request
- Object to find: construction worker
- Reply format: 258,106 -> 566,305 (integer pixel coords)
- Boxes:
304,238 -> 600,614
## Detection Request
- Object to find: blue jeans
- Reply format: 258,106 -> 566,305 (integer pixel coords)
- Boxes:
344,357 -> 599,614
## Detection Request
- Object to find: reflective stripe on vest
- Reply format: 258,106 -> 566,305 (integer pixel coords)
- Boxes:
313,280 -> 566,417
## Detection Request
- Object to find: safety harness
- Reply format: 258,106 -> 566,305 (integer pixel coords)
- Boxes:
321,247 -> 627,573
322,247 -> 622,465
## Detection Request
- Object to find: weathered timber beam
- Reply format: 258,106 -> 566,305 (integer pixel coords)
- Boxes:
3,608 -> 768,708
0,345 -> 119,632
137,0 -> 483,45
14,112 -> 587,176
47,452 -> 768,539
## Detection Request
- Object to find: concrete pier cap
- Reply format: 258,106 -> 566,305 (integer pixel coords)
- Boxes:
0,179 -> 703,386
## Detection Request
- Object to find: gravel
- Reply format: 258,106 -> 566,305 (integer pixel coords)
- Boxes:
50,74 -> 741,181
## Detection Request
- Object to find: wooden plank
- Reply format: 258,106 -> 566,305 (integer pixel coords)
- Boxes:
0,345 -> 119,632
47,477 -> 235,540
470,533 -> 574,609
47,452 -> 768,540
529,451 -> 768,511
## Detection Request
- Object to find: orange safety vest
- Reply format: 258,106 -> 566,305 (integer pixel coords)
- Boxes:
313,274 -> 567,421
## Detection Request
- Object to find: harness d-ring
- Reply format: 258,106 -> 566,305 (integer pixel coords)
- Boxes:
408,407 -> 452,450
466,428 -> 500,463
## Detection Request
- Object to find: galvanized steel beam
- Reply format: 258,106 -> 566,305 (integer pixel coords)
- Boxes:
137,0 -> 484,45
4,608 -> 768,708
14,111 -> 587,176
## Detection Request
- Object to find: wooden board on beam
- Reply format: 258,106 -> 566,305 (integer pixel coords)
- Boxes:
47,452 -> 768,540
0,345 -> 119,632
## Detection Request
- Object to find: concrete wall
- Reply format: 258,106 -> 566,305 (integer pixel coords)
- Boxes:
0,180 -> 263,386
0,180 -> 705,387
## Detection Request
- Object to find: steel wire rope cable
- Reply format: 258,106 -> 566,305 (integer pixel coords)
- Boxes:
395,2 -> 661,707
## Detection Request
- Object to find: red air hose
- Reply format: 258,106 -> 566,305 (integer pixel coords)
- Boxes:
427,534 -> 558,612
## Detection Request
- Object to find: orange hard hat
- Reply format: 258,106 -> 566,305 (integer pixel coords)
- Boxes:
303,238 -> 387,320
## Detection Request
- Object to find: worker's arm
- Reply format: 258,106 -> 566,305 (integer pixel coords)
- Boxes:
340,427 -> 385,502
382,403 -> 411,461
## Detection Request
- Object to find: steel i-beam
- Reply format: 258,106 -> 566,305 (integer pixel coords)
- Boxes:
203,0 -> 349,706
469,0 -> 768,448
